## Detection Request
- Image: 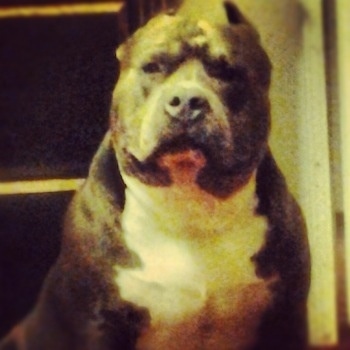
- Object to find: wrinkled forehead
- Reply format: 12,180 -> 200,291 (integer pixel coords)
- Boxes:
118,14 -> 233,64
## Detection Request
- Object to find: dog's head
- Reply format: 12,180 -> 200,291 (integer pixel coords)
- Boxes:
111,2 -> 271,197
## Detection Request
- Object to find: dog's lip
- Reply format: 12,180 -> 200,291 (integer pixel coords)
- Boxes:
157,149 -> 207,185
151,136 -> 209,170
157,149 -> 206,170
151,135 -> 209,158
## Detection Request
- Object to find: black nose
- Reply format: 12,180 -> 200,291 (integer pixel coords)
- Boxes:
165,92 -> 210,122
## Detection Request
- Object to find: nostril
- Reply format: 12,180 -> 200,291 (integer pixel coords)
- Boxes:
169,96 -> 181,107
165,93 -> 210,121
189,97 -> 206,110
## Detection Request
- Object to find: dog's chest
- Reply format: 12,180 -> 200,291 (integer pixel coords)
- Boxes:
115,175 -> 274,349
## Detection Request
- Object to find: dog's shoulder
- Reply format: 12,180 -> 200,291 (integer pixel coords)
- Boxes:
60,132 -> 136,270
255,150 -> 310,283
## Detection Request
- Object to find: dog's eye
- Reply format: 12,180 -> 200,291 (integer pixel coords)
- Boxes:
142,62 -> 162,74
205,61 -> 246,82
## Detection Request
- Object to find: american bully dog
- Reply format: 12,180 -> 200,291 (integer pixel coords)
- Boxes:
0,2 -> 310,349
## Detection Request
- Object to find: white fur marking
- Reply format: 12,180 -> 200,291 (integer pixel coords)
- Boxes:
115,173 -> 274,349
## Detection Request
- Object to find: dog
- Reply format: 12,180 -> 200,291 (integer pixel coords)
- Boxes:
0,2 -> 310,349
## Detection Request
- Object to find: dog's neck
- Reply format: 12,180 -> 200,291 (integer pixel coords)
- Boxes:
120,170 -> 259,241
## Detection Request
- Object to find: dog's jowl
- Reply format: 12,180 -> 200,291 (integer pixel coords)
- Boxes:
0,2 -> 310,350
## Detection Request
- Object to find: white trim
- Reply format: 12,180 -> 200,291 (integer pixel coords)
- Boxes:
298,0 -> 337,346
0,2 -> 124,18
0,179 -> 85,195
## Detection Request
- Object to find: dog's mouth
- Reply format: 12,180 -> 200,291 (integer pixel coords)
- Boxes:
158,149 -> 206,170
146,135 -> 208,163
151,136 -> 209,185
157,149 -> 207,185
122,136 -> 211,187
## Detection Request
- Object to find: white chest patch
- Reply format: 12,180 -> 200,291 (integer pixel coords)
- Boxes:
115,173 -> 276,350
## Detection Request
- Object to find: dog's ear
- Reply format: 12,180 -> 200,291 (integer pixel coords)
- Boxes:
223,1 -> 247,24
223,2 -> 261,41
116,44 -> 125,61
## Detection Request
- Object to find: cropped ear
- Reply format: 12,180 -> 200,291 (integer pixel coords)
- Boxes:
116,44 -> 125,61
224,1 -> 247,24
